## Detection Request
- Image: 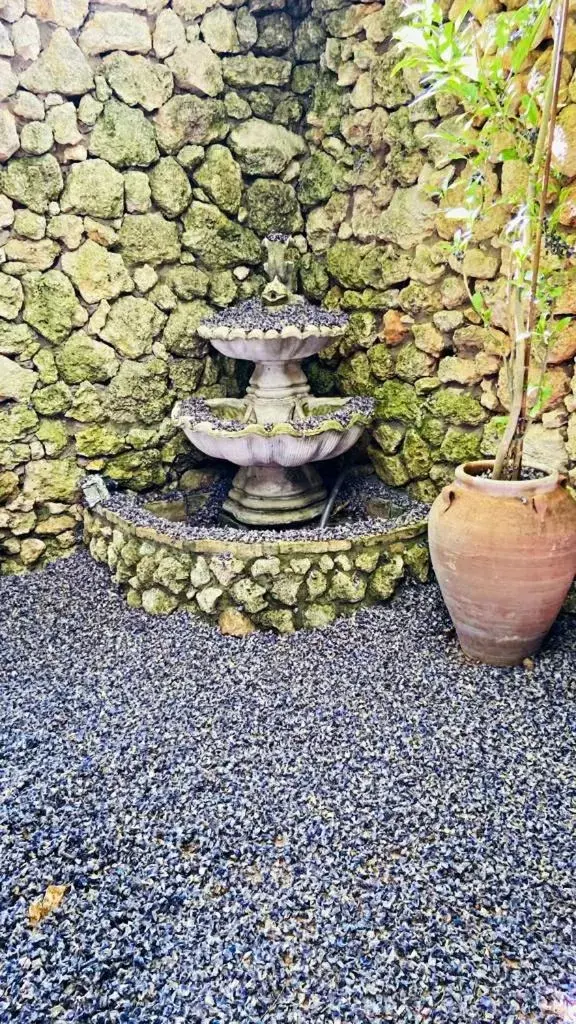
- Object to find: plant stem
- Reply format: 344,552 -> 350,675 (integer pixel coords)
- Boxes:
492,0 -> 569,479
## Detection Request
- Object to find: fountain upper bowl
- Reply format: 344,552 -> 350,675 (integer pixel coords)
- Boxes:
198,323 -> 347,363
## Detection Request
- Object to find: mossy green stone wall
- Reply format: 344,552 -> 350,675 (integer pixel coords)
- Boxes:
3,0 -> 576,574
299,0 -> 576,506
0,0 -> 317,574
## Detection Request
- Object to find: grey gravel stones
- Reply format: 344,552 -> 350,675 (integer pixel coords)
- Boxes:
1,551 -> 575,1022
176,395 -> 375,436
202,297 -> 349,331
102,470 -> 428,545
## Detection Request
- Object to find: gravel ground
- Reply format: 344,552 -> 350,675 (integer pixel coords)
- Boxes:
1,552 -> 575,1024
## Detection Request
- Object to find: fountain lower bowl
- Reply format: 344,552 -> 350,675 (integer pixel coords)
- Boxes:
172,397 -> 374,468
172,396 -> 375,525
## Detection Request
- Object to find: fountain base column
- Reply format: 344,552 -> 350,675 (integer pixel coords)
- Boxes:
224,465 -> 327,526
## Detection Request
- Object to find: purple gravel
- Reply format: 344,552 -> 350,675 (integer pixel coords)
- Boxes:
201,298 -> 349,332
176,395 -> 375,436
103,472 -> 428,544
1,553 -> 575,1023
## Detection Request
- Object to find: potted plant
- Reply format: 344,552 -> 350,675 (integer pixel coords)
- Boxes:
396,0 -> 576,665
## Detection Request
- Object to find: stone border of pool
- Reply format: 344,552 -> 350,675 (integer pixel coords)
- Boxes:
83,490 -> 429,635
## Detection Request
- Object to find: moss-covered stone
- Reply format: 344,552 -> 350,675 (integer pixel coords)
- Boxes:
0,322 -> 40,359
105,357 -> 169,423
99,296 -> 165,357
370,449 -> 410,486
193,144 -> 242,215
328,570 -> 367,603
32,381 -> 72,415
337,352 -> 373,396
369,344 -> 394,381
297,152 -> 339,206
0,469 -> 19,501
68,382 -> 104,422
395,342 -> 436,384
123,169 -> 151,213
61,158 -> 124,218
162,300 -> 211,356
299,255 -> 329,301
105,449 -> 167,490
89,100 -> 159,168
373,380 -> 422,424
0,404 -> 38,443
270,574 -> 302,606
408,479 -> 439,504
420,416 -> 445,446
369,555 -> 404,599
245,178 -> 302,235
258,608 -> 294,633
118,212 -> 181,266
300,602 -> 337,628
228,118 -> 305,176
209,270 -> 237,307
305,359 -> 337,396
13,210 -> 47,243
401,429 -> 432,478
327,241 -> 373,289
62,240 -> 133,303
0,154 -> 63,214
273,95 -> 302,126
56,330 -> 119,383
103,51 -> 174,112
222,54 -> 291,88
75,424 -> 127,457
372,421 -> 404,453
0,355 -> 37,403
440,427 -> 482,463
148,157 -> 191,218
23,457 -> 81,502
231,576 -> 267,613
291,63 -> 317,95
428,387 -> 487,426
166,40 -> 223,97
182,202 -> 261,269
23,269 -> 85,343
167,266 -> 209,301
305,567 -> 327,599
154,95 -> 228,152
141,586 -> 177,614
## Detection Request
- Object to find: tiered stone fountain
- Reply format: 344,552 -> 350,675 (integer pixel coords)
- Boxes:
83,237 -> 430,633
171,236 -> 375,526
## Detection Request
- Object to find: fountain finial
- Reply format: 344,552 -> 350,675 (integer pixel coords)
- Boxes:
262,234 -> 303,307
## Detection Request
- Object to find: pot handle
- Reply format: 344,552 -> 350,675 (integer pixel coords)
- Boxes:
531,493 -> 549,525
438,485 -> 456,513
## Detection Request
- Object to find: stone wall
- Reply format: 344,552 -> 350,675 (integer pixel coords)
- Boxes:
0,0 -> 318,573
299,0 -> 576,503
3,0 -> 576,575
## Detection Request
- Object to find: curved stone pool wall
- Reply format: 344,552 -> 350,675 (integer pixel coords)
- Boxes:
84,488 -> 429,634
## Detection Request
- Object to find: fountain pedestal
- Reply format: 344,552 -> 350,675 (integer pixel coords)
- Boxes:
224,465 -> 326,526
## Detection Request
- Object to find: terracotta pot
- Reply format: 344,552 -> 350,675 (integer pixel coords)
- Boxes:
428,460 -> 576,666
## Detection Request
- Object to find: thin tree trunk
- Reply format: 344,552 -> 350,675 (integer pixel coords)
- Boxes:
492,0 -> 569,479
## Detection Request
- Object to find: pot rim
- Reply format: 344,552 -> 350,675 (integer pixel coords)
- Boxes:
455,459 -> 561,497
